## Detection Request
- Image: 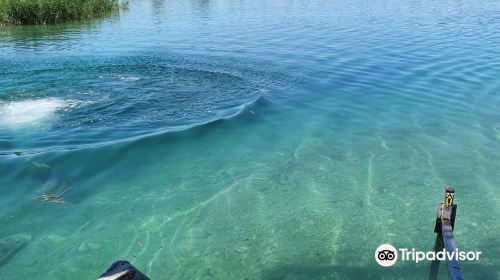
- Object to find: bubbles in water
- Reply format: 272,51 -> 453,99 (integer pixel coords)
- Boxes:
0,98 -> 69,129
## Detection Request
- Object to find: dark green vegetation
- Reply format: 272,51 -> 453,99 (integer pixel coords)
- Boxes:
0,0 -> 120,25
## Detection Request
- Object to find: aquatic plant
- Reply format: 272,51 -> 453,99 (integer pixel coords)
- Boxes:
0,0 -> 120,25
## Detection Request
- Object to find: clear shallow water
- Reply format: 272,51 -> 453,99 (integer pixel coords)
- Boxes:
1,0 -> 500,279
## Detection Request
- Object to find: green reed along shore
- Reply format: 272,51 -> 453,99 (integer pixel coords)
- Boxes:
0,0 -> 119,25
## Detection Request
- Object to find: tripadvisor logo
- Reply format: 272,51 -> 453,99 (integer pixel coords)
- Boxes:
375,244 -> 481,267
375,244 -> 398,267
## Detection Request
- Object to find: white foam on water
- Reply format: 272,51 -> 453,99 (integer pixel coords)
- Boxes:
118,76 -> 140,81
0,98 -> 69,129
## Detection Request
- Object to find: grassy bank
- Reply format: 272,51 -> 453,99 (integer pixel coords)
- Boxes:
0,0 -> 120,25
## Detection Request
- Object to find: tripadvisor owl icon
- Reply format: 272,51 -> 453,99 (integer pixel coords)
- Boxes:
375,244 -> 398,267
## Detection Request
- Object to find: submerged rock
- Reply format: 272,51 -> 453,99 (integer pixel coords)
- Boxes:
0,233 -> 32,267
78,240 -> 102,253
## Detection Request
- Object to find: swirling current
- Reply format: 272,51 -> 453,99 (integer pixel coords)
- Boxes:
0,54 -> 295,153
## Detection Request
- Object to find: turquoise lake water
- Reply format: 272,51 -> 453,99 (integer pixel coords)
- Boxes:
1,0 -> 500,279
